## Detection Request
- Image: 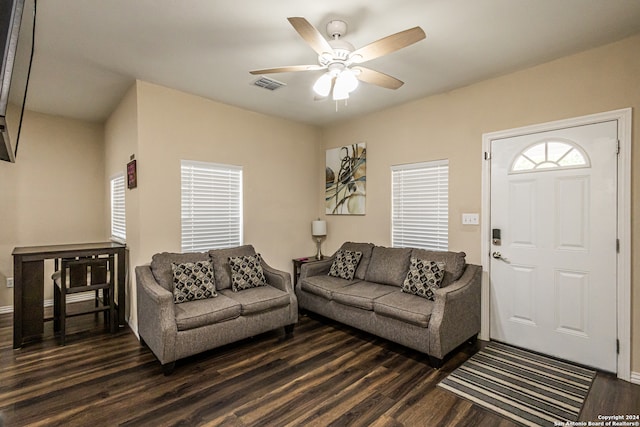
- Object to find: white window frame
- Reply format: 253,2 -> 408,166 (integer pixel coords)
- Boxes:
181,160 -> 243,253
391,160 -> 449,251
110,173 -> 126,243
510,139 -> 590,173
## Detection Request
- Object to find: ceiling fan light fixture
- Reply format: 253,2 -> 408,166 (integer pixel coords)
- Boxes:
313,72 -> 333,97
333,69 -> 358,100
340,68 -> 359,92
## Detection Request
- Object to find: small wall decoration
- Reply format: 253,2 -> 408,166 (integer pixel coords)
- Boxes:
325,142 -> 366,215
127,159 -> 137,189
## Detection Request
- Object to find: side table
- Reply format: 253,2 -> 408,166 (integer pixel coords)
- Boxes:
292,256 -> 327,287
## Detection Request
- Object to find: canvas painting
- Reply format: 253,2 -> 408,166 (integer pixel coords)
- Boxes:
325,143 -> 366,215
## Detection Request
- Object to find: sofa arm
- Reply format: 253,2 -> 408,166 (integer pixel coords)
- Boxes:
262,262 -> 294,294
299,257 -> 334,281
262,262 -> 298,323
135,265 -> 177,365
428,264 -> 482,359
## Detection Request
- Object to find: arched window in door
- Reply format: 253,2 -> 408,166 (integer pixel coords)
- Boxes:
510,140 -> 590,173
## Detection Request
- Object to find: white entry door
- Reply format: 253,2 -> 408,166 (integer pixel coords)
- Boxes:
489,120 -> 618,372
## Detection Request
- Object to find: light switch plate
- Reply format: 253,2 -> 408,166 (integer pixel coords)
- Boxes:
462,213 -> 479,225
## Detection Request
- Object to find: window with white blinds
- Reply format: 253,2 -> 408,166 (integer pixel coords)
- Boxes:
110,174 -> 126,242
181,160 -> 243,252
391,160 -> 449,251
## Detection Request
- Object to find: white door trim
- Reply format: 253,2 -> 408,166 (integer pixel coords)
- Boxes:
480,108 -> 632,381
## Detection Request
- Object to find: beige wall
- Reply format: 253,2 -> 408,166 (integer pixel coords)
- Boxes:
104,84 -> 139,321
117,81 -> 321,331
0,111 -> 105,307
321,34 -> 640,370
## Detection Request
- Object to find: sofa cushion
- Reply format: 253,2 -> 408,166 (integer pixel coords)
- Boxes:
220,285 -> 289,315
401,257 -> 446,301
172,260 -> 217,303
228,253 -> 267,292
328,249 -> 363,280
174,294 -> 241,331
331,282 -> 397,310
300,275 -> 355,300
410,249 -> 466,287
364,246 -> 412,287
151,251 -> 209,292
373,291 -> 434,328
373,290 -> 435,328
209,245 -> 257,290
338,242 -> 375,280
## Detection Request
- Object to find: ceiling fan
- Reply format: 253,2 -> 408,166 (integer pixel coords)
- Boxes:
249,17 -> 426,101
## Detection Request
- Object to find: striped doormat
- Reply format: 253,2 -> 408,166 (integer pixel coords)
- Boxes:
438,342 -> 596,427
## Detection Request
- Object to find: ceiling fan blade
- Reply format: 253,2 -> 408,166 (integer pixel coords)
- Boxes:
250,65 -> 325,75
287,17 -> 333,56
354,66 -> 404,90
350,27 -> 426,64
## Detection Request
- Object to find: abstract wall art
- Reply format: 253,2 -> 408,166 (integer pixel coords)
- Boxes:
325,143 -> 366,215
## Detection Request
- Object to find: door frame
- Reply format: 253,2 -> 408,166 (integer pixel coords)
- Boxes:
480,108 -> 632,381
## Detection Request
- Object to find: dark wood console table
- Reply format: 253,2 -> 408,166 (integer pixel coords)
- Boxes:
12,242 -> 127,348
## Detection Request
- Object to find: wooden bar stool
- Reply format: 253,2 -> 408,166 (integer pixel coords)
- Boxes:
53,255 -> 116,345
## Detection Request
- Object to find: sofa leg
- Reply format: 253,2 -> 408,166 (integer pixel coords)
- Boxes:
162,362 -> 175,376
139,336 -> 148,348
468,334 -> 478,345
429,356 -> 443,369
284,324 -> 295,338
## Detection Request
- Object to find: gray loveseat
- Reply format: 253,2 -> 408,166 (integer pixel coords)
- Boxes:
296,242 -> 481,367
136,245 -> 298,373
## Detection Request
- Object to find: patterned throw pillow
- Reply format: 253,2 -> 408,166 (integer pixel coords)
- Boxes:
401,257 -> 446,301
228,254 -> 267,292
328,249 -> 363,280
172,261 -> 217,303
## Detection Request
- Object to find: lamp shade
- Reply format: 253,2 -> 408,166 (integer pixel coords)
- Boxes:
332,69 -> 359,100
312,220 -> 327,237
313,73 -> 333,97
340,68 -> 359,92
332,73 -> 350,100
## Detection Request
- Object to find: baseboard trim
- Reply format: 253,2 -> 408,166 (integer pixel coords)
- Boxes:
0,293 -> 98,314
631,372 -> 640,385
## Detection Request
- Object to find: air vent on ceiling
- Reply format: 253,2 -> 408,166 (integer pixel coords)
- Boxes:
252,76 -> 286,91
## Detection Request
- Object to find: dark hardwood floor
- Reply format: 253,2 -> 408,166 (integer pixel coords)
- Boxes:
0,305 -> 638,426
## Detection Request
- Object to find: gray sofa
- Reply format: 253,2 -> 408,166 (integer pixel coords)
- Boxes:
296,242 -> 481,367
136,245 -> 298,373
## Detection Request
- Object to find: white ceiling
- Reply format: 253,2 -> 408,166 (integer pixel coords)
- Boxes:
24,0 -> 640,126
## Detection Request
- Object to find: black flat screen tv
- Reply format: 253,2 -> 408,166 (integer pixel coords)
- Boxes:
0,0 -> 35,163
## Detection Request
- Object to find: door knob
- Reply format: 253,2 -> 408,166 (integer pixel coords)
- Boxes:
492,251 -> 510,263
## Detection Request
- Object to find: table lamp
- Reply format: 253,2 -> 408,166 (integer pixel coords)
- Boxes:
312,219 -> 327,260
